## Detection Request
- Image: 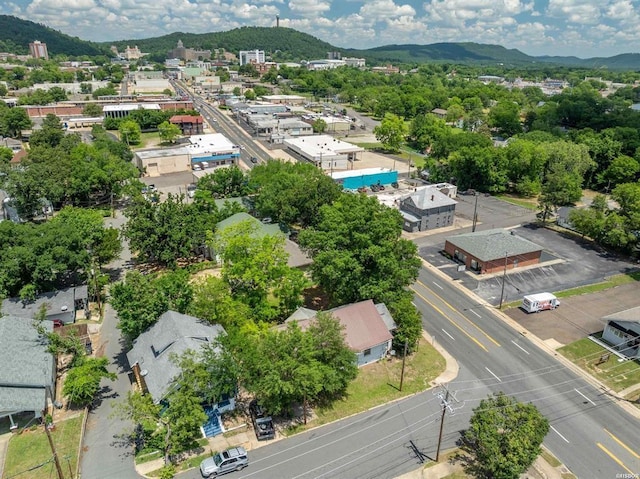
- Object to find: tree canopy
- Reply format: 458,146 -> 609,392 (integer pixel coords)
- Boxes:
462,392 -> 549,479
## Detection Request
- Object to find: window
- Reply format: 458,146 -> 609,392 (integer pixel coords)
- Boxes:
363,348 -> 371,356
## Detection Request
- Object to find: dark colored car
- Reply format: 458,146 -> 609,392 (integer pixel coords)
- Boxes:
250,156 -> 258,164
249,400 -> 275,441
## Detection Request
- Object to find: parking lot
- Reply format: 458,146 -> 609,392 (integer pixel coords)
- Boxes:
419,207 -> 638,307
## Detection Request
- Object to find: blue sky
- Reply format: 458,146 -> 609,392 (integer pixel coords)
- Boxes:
1,0 -> 639,58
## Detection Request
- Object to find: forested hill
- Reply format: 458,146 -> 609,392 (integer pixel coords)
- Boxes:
2,16 -> 640,70
107,27 -> 339,63
355,42 -> 536,64
0,16 -> 106,57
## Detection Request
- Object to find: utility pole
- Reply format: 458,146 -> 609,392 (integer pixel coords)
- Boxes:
434,384 -> 459,462
472,193 -> 479,232
399,339 -> 409,391
499,252 -> 508,309
43,410 -> 65,479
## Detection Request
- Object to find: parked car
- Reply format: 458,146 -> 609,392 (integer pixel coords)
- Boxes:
249,400 -> 275,441
250,156 -> 258,164
261,217 -> 273,224
187,183 -> 197,198
200,447 -> 248,477
192,163 -> 202,171
201,161 -> 210,169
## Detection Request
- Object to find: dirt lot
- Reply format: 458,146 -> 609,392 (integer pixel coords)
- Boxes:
505,282 -> 640,347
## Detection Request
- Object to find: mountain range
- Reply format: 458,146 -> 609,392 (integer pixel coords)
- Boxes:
2,15 -> 640,70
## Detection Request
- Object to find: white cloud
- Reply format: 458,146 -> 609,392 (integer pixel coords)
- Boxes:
546,0 -> 601,24
359,0 -> 416,21
288,0 -> 331,16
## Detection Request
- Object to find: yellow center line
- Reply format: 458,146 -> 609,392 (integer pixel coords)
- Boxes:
416,280 -> 501,347
410,286 -> 488,352
604,429 -> 640,459
597,443 -> 635,475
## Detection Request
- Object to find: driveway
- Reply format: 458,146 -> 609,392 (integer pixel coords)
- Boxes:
80,210 -> 140,479
505,282 -> 640,346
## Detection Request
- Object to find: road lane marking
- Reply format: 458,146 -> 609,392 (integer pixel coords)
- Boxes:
574,388 -> 596,406
550,425 -> 570,443
469,309 -> 481,318
415,280 -> 501,347
432,281 -> 443,290
411,287 -> 488,352
441,329 -> 455,340
597,443 -> 635,475
511,340 -> 530,355
485,367 -> 501,382
604,429 -> 640,459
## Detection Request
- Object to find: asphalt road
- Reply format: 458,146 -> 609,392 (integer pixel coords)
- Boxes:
172,80 -> 271,168
410,266 -> 640,479
80,211 -> 139,479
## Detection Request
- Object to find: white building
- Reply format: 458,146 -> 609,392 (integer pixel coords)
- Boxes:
103,103 -> 161,119
284,135 -> 363,171
344,57 -> 366,68
186,134 -> 241,169
239,50 -> 265,66
306,59 -> 346,70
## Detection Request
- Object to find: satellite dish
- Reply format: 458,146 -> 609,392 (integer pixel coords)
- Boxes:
140,369 -> 148,377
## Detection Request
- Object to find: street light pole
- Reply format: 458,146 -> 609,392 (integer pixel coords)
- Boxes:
499,252 -> 508,309
472,193 -> 479,232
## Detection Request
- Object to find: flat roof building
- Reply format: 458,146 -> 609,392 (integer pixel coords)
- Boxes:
284,135 -> 364,172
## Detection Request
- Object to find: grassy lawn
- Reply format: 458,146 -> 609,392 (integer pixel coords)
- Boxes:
558,338 -> 640,392
495,194 -> 539,210
314,337 -> 445,425
351,141 -> 383,150
3,414 -> 84,479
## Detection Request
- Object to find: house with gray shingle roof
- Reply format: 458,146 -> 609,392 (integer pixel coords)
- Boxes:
399,186 -> 457,232
284,299 -> 397,367
601,307 -> 640,359
0,316 -> 55,427
126,311 -> 228,405
444,228 -> 544,274
2,286 -> 89,324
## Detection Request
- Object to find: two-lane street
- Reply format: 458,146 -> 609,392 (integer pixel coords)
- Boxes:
411,266 -> 640,478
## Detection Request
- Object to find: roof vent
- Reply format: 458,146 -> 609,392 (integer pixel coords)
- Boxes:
61,305 -> 68,311
140,369 -> 149,377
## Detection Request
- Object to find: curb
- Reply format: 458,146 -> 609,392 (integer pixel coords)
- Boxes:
419,258 -> 640,421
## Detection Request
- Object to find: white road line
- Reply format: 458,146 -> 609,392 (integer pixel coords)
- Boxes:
441,329 -> 455,341
485,367 -> 502,382
550,425 -> 570,443
469,309 -> 481,318
511,340 -> 530,355
575,388 -> 596,406
432,281 -> 443,290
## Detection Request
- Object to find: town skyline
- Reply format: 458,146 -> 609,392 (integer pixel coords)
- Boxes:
1,0 -> 640,59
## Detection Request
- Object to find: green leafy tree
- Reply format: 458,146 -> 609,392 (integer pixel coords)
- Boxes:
188,276 -> 254,331
312,118 -> 327,133
110,269 -> 193,340
488,100 -> 522,137
63,357 -> 116,406
28,113 -> 65,148
83,103 -> 102,116
158,121 -> 181,144
600,155 -> 640,189
249,161 -> 341,227
123,194 -> 212,267
298,193 -> 422,348
373,113 -> 407,153
462,392 -> 549,479
119,119 -> 141,145
0,107 -> 32,138
197,165 -> 249,198
214,219 -> 309,321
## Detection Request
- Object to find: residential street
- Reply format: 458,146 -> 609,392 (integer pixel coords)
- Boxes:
80,210 -> 140,479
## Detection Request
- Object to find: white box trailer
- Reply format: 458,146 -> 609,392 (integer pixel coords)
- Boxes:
521,293 -> 560,313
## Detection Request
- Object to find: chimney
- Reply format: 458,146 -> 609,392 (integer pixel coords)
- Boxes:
431,195 -> 434,201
